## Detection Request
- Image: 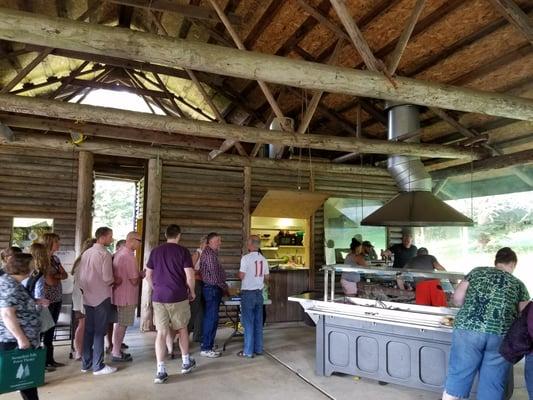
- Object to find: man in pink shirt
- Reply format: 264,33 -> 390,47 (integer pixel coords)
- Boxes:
111,231 -> 142,362
78,227 -> 117,376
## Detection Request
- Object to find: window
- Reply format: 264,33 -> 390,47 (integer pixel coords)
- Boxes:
413,191 -> 533,293
323,198 -> 386,265
11,217 -> 54,249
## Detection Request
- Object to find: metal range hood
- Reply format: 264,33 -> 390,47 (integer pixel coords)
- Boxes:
361,103 -> 473,227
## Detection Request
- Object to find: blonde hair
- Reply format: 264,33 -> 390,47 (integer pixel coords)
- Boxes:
72,238 -> 96,276
41,233 -> 60,253
30,242 -> 51,275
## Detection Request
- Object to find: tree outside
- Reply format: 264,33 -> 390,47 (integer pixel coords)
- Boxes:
414,191 -> 533,294
92,179 -> 136,250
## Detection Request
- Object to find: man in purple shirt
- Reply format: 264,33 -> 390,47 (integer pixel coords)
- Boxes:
199,232 -> 227,358
146,224 -> 196,384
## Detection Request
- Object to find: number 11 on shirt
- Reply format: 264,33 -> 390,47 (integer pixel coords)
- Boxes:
255,260 -> 264,277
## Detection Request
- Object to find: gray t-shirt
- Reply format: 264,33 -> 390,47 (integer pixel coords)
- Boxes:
342,253 -> 362,282
405,254 -> 437,271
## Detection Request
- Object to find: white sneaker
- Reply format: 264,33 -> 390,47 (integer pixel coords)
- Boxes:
93,365 -> 117,375
81,369 -> 89,373
200,350 -> 221,358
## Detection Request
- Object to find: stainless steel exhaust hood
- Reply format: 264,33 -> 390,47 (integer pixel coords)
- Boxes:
361,103 -> 473,227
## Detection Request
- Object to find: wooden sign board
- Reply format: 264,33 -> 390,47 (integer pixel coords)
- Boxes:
252,190 -> 329,219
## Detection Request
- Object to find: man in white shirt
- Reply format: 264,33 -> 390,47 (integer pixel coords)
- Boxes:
238,235 -> 269,358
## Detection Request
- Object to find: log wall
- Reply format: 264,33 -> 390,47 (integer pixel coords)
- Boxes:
0,147 -> 78,251
160,162 -> 245,274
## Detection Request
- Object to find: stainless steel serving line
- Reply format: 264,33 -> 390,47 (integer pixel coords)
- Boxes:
287,265 -> 477,394
322,264 -> 464,302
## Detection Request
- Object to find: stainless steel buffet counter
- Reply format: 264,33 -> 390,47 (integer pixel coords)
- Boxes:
289,265 -> 513,397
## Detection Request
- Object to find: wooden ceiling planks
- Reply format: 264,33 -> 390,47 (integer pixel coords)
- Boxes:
0,0 -> 530,163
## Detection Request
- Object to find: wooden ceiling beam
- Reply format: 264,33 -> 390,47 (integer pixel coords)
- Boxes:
431,149 -> 533,180
1,9 -> 532,121
488,0 -> 533,44
0,94 -> 487,159
106,0 -> 240,24
0,115 -> 222,150
2,131 -> 391,177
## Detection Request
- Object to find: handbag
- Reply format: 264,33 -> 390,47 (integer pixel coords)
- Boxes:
0,347 -> 46,394
499,302 -> 532,364
39,307 -> 55,333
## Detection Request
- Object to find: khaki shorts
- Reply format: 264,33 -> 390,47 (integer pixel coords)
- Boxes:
117,304 -> 137,327
153,300 -> 191,331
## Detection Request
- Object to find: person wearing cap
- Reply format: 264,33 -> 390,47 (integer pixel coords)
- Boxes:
405,247 -> 447,307
384,231 -> 417,269
362,241 -> 378,261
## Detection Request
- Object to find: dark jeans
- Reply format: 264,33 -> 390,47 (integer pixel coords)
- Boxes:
188,281 -> 204,342
0,342 -> 39,400
526,354 -> 533,398
42,301 -> 61,365
201,284 -> 222,352
82,298 -> 111,372
240,290 -> 264,356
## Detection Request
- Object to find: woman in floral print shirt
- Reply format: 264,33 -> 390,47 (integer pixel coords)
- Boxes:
0,253 -> 41,400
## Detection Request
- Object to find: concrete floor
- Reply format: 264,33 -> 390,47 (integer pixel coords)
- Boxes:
4,324 -> 530,400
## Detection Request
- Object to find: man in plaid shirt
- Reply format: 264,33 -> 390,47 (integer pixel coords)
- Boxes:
199,232 -> 227,358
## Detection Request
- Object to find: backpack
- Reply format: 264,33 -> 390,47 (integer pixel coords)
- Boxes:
499,302 -> 533,364
24,271 -> 43,299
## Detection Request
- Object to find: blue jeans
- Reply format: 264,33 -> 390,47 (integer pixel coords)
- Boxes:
82,298 -> 111,372
445,329 -> 511,399
240,290 -> 264,356
525,354 -> 533,398
201,285 -> 222,352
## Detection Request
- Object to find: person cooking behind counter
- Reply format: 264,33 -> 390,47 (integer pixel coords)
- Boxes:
362,241 -> 378,261
384,231 -> 417,269
405,247 -> 447,307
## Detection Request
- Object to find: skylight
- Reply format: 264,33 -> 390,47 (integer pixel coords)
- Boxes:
70,88 -> 166,115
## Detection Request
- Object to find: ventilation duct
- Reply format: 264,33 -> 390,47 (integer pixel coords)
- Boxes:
268,117 -> 294,159
361,103 -> 473,227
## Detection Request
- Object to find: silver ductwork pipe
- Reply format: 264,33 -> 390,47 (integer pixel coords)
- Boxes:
361,102 -> 473,226
268,117 -> 294,159
387,103 -> 432,192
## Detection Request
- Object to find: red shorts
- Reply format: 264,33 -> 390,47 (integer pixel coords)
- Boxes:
415,279 -> 447,307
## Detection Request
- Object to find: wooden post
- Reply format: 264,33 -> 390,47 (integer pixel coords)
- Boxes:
74,151 -> 93,256
140,158 -> 162,332
242,166 -> 251,255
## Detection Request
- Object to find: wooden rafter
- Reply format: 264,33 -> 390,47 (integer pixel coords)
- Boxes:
386,0 -> 426,75
0,1 -> 103,94
329,0 -> 387,73
489,0 -> 533,44
0,94 -> 488,159
145,8 -> 246,156
429,107 -> 533,187
206,0 -> 289,159
106,0 -> 240,23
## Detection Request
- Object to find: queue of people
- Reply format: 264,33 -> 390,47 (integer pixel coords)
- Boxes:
0,224 -> 272,399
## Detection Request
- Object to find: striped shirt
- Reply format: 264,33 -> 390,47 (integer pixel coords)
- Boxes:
199,246 -> 227,290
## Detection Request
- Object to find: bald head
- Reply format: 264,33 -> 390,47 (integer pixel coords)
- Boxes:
126,231 -> 142,251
